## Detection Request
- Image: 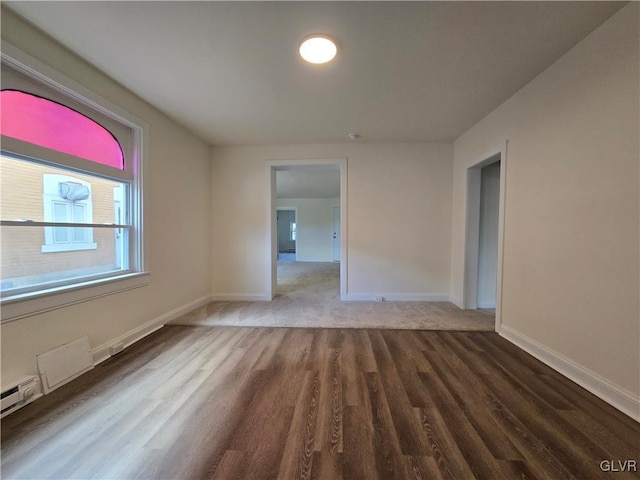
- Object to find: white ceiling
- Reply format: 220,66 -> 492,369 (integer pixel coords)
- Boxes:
276,167 -> 340,199
6,1 -> 625,146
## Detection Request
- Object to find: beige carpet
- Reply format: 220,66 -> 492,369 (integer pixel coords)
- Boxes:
171,260 -> 495,330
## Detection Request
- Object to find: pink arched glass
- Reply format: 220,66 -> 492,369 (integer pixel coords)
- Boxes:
1,90 -> 124,170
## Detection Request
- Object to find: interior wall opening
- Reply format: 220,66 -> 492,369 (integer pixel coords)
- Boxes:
267,159 -> 347,302
276,208 -> 297,261
477,161 -> 501,311
463,143 -> 507,331
274,165 -> 341,300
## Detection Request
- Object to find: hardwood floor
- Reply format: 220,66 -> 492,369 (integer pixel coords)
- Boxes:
1,326 -> 638,479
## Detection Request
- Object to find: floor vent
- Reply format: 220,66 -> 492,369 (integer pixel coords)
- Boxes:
1,376 -> 42,418
37,336 -> 93,394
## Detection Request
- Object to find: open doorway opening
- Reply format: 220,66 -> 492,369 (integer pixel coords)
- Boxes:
477,161 -> 500,310
267,159 -> 347,301
463,143 -> 507,330
276,208 -> 297,261
332,206 -> 340,262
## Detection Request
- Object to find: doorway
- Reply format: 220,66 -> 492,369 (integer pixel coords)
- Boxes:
477,161 -> 500,308
332,206 -> 340,262
463,143 -> 507,330
276,208 -> 297,261
267,159 -> 347,301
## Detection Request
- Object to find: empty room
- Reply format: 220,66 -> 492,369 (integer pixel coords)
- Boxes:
1,2 -> 638,479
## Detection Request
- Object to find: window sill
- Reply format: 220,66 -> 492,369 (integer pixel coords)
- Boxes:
0,272 -> 150,323
41,243 -> 98,253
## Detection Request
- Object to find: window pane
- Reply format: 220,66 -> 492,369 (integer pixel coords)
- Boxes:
72,227 -> 88,243
0,90 -> 124,169
53,202 -> 68,221
71,204 -> 87,242
53,227 -> 68,244
52,202 -> 69,243
1,154 -> 126,224
1,225 -> 126,295
72,203 -> 85,222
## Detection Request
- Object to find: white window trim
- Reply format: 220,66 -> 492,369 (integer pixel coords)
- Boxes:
1,272 -> 151,323
0,42 -> 149,322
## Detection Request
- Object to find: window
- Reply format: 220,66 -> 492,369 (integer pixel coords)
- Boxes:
0,52 -> 146,320
42,174 -> 97,253
290,222 -> 297,241
1,90 -> 124,169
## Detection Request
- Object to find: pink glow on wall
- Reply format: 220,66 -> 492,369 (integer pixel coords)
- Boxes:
1,90 -> 124,169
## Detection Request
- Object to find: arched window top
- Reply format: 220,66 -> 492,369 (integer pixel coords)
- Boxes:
0,90 -> 124,170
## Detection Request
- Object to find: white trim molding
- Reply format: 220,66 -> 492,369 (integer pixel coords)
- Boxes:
343,293 -> 378,302
2,273 -> 150,323
449,295 -> 464,309
477,302 -> 496,309
91,294 -> 212,364
381,293 -> 450,302
210,293 -> 271,301
499,325 -> 640,422
343,293 -> 450,302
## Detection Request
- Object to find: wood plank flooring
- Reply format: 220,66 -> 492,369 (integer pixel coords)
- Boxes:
1,326 -> 638,479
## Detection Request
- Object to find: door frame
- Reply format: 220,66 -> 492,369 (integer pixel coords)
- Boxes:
463,142 -> 507,331
332,206 -> 341,262
266,158 -> 347,300
276,207 -> 298,261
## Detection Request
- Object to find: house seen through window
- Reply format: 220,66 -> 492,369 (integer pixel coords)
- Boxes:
42,173 -> 96,253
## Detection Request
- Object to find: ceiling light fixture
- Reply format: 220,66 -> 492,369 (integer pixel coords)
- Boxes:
299,34 -> 337,64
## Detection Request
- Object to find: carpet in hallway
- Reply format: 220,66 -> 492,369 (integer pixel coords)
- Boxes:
171,261 -> 494,330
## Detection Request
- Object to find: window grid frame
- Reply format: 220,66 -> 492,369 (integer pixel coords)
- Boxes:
41,172 -> 97,252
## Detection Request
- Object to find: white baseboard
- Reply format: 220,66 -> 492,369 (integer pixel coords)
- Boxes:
449,295 -> 464,309
91,294 -> 213,365
343,293 -> 450,302
210,293 -> 270,301
343,293 -> 377,301
499,325 -> 640,422
383,293 -> 450,302
477,301 -> 496,309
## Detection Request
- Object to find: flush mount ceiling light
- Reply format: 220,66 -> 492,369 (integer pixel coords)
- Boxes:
299,34 -> 337,64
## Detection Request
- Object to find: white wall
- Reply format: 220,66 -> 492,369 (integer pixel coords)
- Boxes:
451,4 -> 639,405
211,143 -> 453,300
1,9 -> 212,386
276,198 -> 339,262
477,161 -> 500,308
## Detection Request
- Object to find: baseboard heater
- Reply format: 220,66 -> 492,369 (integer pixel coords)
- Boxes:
37,336 -> 93,394
2,337 -> 95,418
1,376 -> 42,418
